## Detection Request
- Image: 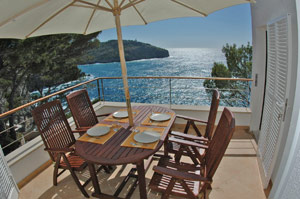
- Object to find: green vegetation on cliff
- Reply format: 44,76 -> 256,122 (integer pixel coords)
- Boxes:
203,43 -> 252,107
83,40 -> 169,63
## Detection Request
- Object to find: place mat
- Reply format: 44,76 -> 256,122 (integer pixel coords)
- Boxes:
121,126 -> 165,149
141,112 -> 175,127
77,123 -> 121,145
104,109 -> 140,123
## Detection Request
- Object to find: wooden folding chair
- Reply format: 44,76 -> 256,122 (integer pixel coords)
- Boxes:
166,90 -> 220,164
66,89 -> 110,135
32,100 -> 102,198
150,107 -> 235,199
66,89 -> 112,173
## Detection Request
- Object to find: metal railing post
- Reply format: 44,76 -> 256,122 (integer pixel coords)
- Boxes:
169,79 -> 172,108
101,79 -> 105,102
97,79 -> 101,102
247,81 -> 251,106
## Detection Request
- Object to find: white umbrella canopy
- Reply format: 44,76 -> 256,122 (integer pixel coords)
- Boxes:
0,0 -> 254,126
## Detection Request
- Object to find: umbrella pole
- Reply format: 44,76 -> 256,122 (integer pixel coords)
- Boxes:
114,11 -> 134,126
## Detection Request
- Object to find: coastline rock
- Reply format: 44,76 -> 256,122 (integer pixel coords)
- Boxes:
82,40 -> 169,64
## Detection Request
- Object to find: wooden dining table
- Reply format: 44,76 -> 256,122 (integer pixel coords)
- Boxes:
75,105 -> 176,199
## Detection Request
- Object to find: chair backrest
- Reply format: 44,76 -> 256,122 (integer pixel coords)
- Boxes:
66,89 -> 98,128
32,100 -> 76,161
204,89 -> 220,139
205,107 -> 235,178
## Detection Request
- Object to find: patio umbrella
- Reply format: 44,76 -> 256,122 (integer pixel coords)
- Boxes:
0,0 -> 254,126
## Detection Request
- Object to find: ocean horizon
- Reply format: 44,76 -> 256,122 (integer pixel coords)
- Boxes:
78,48 -> 228,106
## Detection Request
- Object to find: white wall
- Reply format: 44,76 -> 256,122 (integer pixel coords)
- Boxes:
250,0 -> 299,186
6,137 -> 49,183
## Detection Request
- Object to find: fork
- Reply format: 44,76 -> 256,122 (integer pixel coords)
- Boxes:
133,128 -> 140,133
131,142 -> 142,146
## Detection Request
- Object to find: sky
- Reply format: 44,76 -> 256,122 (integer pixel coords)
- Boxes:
98,4 -> 252,49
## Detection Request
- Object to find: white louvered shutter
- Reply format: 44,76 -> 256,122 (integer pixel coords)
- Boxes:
0,146 -> 19,199
258,15 -> 291,188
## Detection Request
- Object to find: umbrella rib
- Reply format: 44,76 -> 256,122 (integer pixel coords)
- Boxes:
71,4 -> 111,12
72,5 -> 96,9
76,0 -> 113,12
104,0 -> 114,9
84,0 -> 102,34
171,0 -> 207,17
119,0 -> 127,8
0,0 -> 49,28
25,1 -> 76,38
121,0 -> 145,10
128,0 -> 147,25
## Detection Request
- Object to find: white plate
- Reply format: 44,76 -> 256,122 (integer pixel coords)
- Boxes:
113,111 -> 128,119
134,131 -> 160,143
87,126 -> 110,137
150,113 -> 171,122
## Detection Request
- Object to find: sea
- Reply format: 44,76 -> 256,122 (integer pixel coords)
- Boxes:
77,48 -> 228,106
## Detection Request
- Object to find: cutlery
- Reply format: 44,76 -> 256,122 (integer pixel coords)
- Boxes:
131,142 -> 141,146
133,128 -> 140,133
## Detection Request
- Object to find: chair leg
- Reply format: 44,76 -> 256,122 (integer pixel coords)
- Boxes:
180,180 -> 198,199
184,146 -> 199,165
164,135 -> 170,157
203,189 -> 208,199
191,121 -> 202,137
200,184 -> 211,199
174,146 -> 183,163
53,163 -> 59,186
184,120 -> 191,134
103,165 -> 111,173
69,169 -> 90,198
53,154 -> 62,186
161,177 -> 176,199
61,153 -> 89,198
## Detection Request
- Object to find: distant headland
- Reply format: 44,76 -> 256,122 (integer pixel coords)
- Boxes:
82,40 -> 169,64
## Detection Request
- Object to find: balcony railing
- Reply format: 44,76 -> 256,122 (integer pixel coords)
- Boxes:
0,76 -> 252,155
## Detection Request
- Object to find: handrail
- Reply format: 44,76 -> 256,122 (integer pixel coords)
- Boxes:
0,76 -> 252,119
97,76 -> 253,81
0,77 -> 100,119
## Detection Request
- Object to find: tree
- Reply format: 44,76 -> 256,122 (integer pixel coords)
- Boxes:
0,32 -> 100,154
0,39 -> 41,154
26,33 -> 100,96
203,43 -> 252,107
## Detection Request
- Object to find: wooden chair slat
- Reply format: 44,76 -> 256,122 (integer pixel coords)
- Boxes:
66,89 -> 99,129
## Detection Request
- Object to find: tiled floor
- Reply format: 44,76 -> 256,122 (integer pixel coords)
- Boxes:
19,128 -> 265,199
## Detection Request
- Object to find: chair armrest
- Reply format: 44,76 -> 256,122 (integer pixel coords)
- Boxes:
44,147 -> 74,153
176,115 -> 208,124
162,158 -> 200,172
171,131 -> 209,142
168,137 -> 209,149
153,166 -> 212,183
96,113 -> 111,118
72,127 -> 90,133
